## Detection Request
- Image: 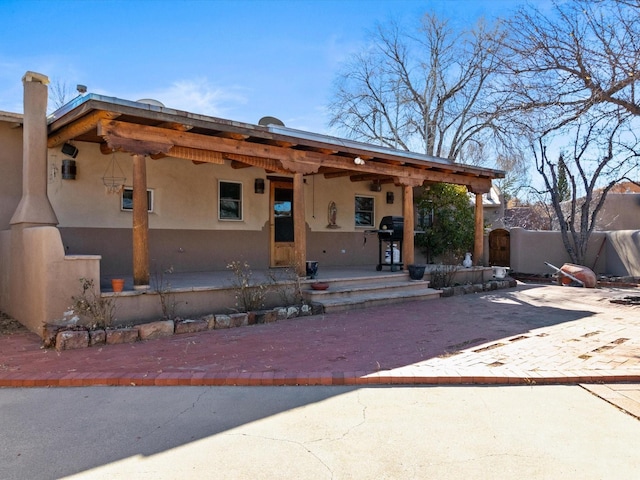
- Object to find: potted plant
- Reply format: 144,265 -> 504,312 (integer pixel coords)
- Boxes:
408,264 -> 426,281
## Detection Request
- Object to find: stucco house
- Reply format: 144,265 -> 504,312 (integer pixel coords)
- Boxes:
0,72 -> 504,335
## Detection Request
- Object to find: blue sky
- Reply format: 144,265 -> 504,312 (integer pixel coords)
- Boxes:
0,0 -> 530,134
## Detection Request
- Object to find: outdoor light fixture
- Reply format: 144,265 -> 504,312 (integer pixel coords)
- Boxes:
254,178 -> 265,194
61,142 -> 78,159
386,191 -> 394,204
61,159 -> 76,180
354,156 -> 365,165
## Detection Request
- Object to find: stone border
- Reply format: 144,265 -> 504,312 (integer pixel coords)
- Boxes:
44,279 -> 517,351
45,303 -> 323,351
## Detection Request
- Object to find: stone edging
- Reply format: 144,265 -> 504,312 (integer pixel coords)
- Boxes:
45,278 -> 517,351
45,303 -> 323,351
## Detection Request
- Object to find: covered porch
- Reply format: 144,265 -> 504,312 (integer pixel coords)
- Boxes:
99,265 -> 494,325
47,93 -> 504,289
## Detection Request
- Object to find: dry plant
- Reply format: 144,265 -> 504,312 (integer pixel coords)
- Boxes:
71,278 -> 116,329
227,260 -> 269,312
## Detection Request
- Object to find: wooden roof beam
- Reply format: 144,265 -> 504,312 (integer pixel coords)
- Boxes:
48,110 -> 121,148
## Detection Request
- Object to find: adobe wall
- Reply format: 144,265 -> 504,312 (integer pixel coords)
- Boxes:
509,227 -> 640,276
606,230 -> 640,276
509,227 -> 608,274
2,226 -> 100,335
596,194 -> 640,231
47,141 -> 404,232
0,118 -> 23,230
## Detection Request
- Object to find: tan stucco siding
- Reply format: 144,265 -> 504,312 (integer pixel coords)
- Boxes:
47,141 -> 404,232
0,121 -> 23,230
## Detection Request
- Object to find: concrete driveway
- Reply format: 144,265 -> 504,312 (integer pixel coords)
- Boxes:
1,385 -> 639,480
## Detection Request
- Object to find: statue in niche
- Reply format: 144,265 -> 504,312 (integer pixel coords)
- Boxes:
327,201 -> 340,229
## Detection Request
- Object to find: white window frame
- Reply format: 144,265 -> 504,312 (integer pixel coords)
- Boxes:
354,195 -> 375,228
121,187 -> 154,212
218,180 -> 243,221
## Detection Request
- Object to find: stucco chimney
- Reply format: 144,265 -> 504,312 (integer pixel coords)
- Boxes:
10,71 -> 58,227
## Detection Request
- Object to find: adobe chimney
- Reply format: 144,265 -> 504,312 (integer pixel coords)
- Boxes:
10,71 -> 58,227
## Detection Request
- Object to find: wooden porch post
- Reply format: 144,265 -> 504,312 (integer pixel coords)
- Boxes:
474,192 -> 484,266
402,184 -> 415,268
132,154 -> 150,288
293,172 -> 307,277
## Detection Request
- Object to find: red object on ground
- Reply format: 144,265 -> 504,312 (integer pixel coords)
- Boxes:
559,263 -> 597,288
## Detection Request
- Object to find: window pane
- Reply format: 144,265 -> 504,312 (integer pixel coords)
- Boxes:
355,196 -> 374,211
219,199 -> 240,219
355,212 -> 373,226
219,181 -> 242,220
355,195 -> 374,227
220,182 -> 241,199
121,188 -> 152,212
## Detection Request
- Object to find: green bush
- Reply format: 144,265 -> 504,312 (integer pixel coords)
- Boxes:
416,183 -> 474,262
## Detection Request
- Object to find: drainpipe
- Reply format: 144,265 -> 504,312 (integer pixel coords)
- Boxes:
10,71 -> 58,227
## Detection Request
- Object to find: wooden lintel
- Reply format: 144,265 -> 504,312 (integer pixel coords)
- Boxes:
168,146 -> 225,164
393,176 -> 425,188
216,132 -> 250,140
225,153 -> 288,173
156,122 -> 193,132
230,160 -> 252,169
48,111 -> 121,148
268,139 -> 297,148
96,119 -> 496,190
349,173 -> 390,182
102,135 -> 173,156
323,170 -> 354,179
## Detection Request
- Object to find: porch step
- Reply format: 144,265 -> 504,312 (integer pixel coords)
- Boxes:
302,278 -> 442,313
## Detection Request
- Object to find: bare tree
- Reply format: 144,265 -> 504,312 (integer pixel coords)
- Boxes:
328,13 -> 508,161
499,0 -> 640,133
533,113 -> 639,265
48,79 -> 76,112
497,0 -> 640,264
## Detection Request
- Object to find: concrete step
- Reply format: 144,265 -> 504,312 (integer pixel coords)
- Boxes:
302,279 -> 442,313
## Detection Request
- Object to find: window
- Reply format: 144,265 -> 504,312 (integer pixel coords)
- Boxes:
219,180 -> 242,220
355,195 -> 374,227
121,187 -> 153,212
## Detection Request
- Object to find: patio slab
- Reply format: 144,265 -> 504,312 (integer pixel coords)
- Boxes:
1,283 -> 640,392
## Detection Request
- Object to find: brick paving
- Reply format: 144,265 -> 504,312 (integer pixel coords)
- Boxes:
1,283 -> 640,390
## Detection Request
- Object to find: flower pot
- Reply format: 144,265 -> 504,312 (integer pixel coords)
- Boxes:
306,260 -> 319,279
111,278 -> 125,293
311,282 -> 329,291
408,264 -> 426,281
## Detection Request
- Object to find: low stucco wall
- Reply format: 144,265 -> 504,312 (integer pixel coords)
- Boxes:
0,226 -> 100,335
606,230 -> 640,276
509,227 -> 640,276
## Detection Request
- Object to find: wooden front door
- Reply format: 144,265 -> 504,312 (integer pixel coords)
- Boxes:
489,228 -> 510,267
270,181 -> 295,267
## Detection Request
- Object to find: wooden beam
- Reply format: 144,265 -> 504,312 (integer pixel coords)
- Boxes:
323,170 -> 354,179
225,153 -> 289,173
48,111 -> 121,147
349,173 -> 391,182
474,192 -> 484,266
293,172 -> 307,276
132,154 -> 150,288
102,134 -> 173,156
96,119 -> 495,190
230,160 -> 252,169
167,146 -> 224,164
402,185 -> 415,268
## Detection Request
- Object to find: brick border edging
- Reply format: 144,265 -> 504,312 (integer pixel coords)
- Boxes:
1,372 -> 639,388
